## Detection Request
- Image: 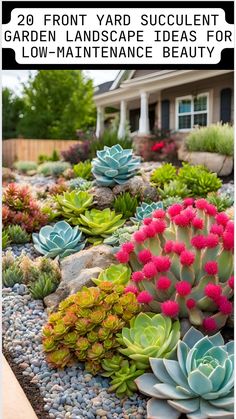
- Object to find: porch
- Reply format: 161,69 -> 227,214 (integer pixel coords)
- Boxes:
94,69 -> 234,138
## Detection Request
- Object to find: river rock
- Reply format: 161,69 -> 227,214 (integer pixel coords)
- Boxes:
44,245 -> 117,309
90,186 -> 114,209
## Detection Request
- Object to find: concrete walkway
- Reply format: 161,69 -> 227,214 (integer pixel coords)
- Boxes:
2,355 -> 38,419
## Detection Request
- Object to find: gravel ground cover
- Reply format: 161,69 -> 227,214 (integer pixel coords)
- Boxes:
2,285 -> 147,419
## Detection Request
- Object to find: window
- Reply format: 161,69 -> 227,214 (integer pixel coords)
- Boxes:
176,94 -> 208,130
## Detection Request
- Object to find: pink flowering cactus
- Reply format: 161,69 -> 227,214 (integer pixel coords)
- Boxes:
116,198 -> 234,332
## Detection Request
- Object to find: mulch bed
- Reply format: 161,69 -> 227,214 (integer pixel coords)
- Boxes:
4,349 -> 50,419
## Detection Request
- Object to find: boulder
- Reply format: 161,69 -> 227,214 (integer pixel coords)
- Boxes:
44,245 -> 117,309
112,176 -> 145,196
90,186 -> 114,209
178,146 -> 233,176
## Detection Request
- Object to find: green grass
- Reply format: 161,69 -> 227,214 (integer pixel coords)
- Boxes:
186,123 -> 233,156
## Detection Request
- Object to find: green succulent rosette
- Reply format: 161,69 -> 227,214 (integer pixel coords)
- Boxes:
136,327 -> 234,419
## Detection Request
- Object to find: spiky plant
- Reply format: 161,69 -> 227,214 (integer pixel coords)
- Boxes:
116,198 -> 234,332
2,229 -> 11,249
54,190 -> 93,224
6,225 -> 30,244
113,192 -> 139,219
29,273 -> 58,299
73,161 -> 92,180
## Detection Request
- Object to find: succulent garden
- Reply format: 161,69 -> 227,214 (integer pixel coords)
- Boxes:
2,135 -> 234,419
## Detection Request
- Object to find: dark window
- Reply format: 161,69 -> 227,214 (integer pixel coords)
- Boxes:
161,100 -> 170,130
220,88 -> 232,123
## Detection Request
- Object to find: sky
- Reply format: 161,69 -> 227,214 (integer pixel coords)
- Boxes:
2,70 -> 120,94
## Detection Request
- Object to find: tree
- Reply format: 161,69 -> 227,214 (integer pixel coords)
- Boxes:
17,70 -> 96,139
2,88 -> 25,139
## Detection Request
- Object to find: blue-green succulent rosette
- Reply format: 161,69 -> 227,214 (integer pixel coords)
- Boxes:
136,327 -> 234,419
92,144 -> 141,187
33,220 -> 86,259
131,201 -> 164,223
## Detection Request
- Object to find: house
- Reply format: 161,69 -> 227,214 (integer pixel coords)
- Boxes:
94,69 -> 234,139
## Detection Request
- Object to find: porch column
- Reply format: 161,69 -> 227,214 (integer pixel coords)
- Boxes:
157,91 -> 162,129
139,91 -> 150,135
118,100 -> 127,139
95,106 -> 104,138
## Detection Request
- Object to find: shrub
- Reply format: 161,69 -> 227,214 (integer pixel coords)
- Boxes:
38,150 -> 60,164
92,145 -> 141,187
113,193 -> 139,219
42,282 -> 140,373
38,161 -> 70,177
78,208 -> 125,244
33,221 -> 86,259
117,199 -> 234,332
90,129 -> 132,158
61,141 -> 91,164
6,225 -> 30,244
14,160 -> 38,173
186,123 -> 234,156
3,183 -> 48,233
136,327 -> 234,419
73,161 -> 92,180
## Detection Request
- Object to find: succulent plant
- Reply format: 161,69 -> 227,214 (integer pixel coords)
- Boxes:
55,190 -> 93,225
68,178 -> 93,192
33,221 -> 86,259
103,225 -> 139,249
73,161 -> 92,180
113,192 -> 139,219
3,183 -> 48,233
136,327 -> 234,419
151,163 -> 177,186
207,192 -> 234,212
116,199 -> 234,332
19,255 -> 61,285
102,355 -> 145,397
92,264 -> 131,286
131,202 -> 164,223
14,160 -> 38,173
29,273 -> 58,299
117,313 -> 180,369
78,208 -> 125,244
38,161 -> 70,177
163,196 -> 183,209
178,163 -> 222,197
6,225 -> 30,244
42,282 -> 140,373
2,229 -> 11,249
3,265 -> 24,287
158,180 -> 191,199
92,145 -> 141,187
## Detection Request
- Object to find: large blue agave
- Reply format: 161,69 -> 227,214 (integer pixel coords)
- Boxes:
33,221 -> 86,259
92,144 -> 141,187
136,327 -> 234,419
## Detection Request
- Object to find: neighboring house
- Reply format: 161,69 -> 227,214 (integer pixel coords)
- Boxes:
94,69 -> 234,139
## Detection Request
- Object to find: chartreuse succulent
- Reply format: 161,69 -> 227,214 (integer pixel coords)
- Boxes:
77,208 -> 125,244
92,144 -> 141,187
55,190 -> 93,224
136,327 -> 234,419
92,264 -> 131,286
2,229 -> 11,249
33,221 -> 86,258
117,313 -> 180,369
131,201 -> 164,223
117,198 -> 234,331
158,180 -> 191,199
151,163 -> 177,186
42,282 -> 140,373
102,355 -> 145,397
73,161 -> 92,180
